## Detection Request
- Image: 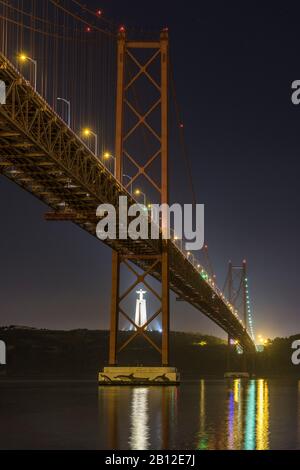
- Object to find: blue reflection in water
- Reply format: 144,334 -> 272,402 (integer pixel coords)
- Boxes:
244,380 -> 256,450
227,379 -> 243,449
228,390 -> 235,449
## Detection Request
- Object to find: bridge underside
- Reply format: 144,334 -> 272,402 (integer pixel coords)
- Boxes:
0,52 -> 255,353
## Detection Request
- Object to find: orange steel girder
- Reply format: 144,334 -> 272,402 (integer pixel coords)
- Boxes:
109,30 -> 170,366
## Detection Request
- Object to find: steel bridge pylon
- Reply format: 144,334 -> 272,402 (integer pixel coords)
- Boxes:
224,260 -> 255,376
103,29 -> 176,382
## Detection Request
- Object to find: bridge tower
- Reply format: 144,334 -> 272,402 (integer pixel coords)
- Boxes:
225,260 -> 255,375
99,29 -> 179,385
227,260 -> 248,330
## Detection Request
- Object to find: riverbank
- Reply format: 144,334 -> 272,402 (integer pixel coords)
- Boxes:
0,327 -> 299,379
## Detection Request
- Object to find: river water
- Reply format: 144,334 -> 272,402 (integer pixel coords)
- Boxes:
0,379 -> 299,449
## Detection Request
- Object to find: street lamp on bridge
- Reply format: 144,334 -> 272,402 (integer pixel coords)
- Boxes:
103,152 -> 116,177
123,174 -> 133,194
18,53 -> 37,91
82,128 -> 98,157
57,97 -> 71,128
134,189 -> 152,214
134,188 -> 147,207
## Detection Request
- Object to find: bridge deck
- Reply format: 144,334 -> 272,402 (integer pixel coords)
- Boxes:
0,52 -> 255,352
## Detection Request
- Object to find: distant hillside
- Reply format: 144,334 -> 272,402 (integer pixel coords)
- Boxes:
0,327 -> 228,378
0,327 -> 299,379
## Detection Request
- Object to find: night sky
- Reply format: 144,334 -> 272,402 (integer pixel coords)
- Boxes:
1,1 -> 300,339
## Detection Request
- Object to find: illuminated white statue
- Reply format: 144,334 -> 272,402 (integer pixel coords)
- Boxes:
135,289 -> 148,330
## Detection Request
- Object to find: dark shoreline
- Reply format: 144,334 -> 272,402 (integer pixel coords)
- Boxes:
1,328 -> 299,379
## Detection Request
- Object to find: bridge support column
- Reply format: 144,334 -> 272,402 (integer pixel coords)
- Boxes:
109,251 -> 120,366
226,335 -> 231,372
161,247 -> 170,367
98,29 -> 179,384
161,29 -> 170,368
100,251 -> 179,383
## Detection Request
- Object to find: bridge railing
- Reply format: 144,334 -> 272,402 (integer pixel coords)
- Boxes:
169,228 -> 247,330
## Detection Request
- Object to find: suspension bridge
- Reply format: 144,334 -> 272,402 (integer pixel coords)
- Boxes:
0,1 -> 256,384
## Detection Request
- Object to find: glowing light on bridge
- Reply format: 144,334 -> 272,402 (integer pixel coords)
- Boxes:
83,128 -> 91,137
134,189 -> 147,207
17,53 -> 37,91
18,53 -> 27,62
244,276 -> 255,341
82,128 -> 98,157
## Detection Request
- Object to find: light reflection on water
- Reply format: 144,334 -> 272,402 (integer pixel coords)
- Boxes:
0,379 -> 298,449
98,379 -> 298,450
195,379 -> 270,450
245,380 -> 256,449
256,379 -> 269,450
129,388 -> 149,450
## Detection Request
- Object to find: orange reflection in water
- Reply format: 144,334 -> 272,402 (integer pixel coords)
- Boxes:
256,379 -> 269,450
